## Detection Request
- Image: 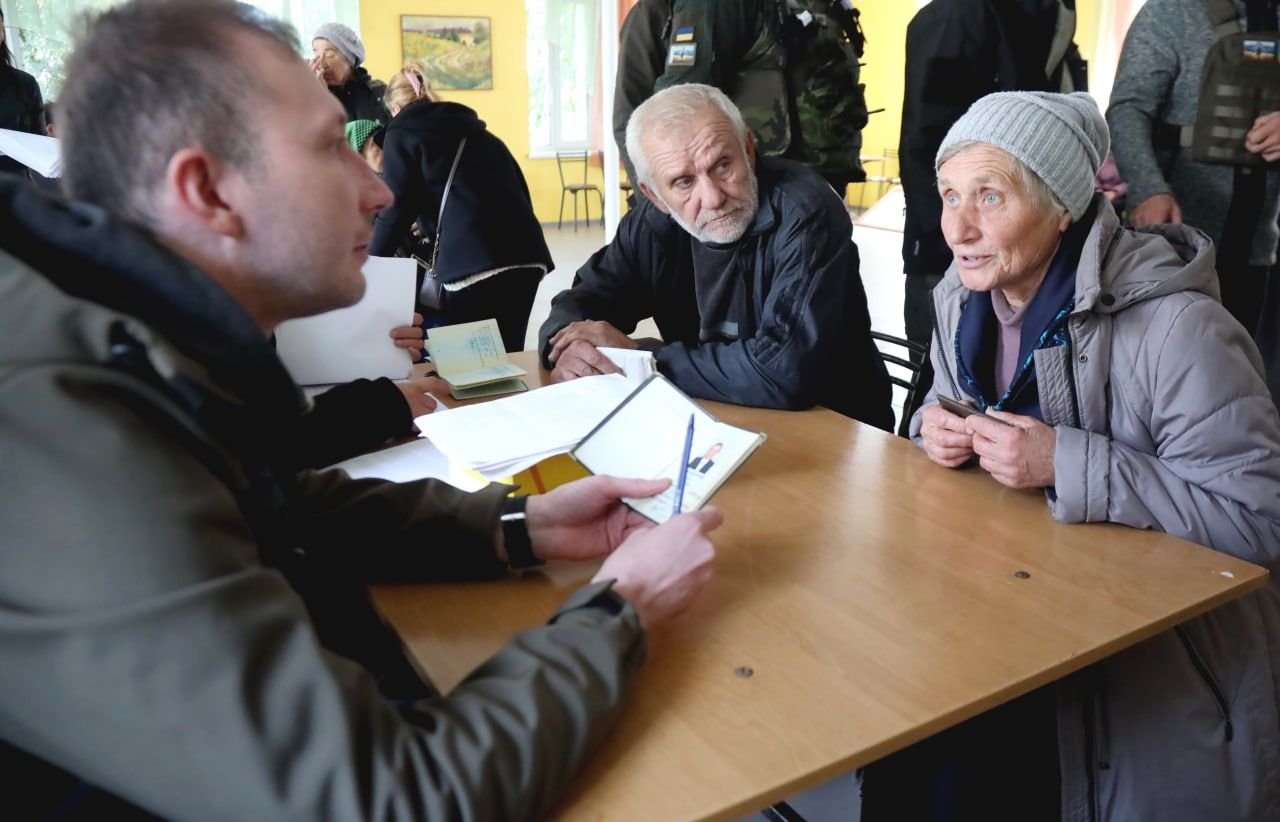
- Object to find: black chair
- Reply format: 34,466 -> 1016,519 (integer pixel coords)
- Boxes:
555,150 -> 604,230
871,331 -> 929,438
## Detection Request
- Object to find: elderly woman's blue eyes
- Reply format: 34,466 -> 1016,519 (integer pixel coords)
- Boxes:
983,191 -> 1002,205
943,193 -> 959,206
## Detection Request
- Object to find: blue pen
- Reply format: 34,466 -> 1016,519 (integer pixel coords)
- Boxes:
673,414 -> 695,516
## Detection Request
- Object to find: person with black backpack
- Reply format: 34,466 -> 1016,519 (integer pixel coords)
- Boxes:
1108,0 -> 1280,341
0,8 -> 47,178
613,0 -> 869,196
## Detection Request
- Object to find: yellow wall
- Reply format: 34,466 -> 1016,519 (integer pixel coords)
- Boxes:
359,0 -> 604,224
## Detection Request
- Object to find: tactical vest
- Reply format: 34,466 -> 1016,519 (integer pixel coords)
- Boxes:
1185,0 -> 1280,166
656,0 -> 868,184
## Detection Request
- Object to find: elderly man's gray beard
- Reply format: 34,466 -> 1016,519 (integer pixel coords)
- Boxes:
655,171 -> 760,245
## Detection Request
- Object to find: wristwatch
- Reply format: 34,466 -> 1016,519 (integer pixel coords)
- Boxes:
499,496 -> 544,569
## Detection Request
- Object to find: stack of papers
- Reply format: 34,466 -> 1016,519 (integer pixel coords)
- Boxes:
0,129 -> 60,177
414,374 -> 637,480
425,319 -> 527,399
326,438 -> 487,491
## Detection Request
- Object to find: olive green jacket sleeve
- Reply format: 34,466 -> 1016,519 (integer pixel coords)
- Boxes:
0,358 -> 646,821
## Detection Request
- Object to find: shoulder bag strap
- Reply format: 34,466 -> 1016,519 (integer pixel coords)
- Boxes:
427,137 -> 468,276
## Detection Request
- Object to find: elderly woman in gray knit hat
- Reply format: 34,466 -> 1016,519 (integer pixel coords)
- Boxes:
309,22 -> 388,124
881,91 -> 1280,821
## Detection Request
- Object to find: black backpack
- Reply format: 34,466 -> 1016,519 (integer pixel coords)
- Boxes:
1189,0 -> 1280,167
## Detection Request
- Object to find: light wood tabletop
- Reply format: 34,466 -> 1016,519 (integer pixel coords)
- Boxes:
379,351 -> 1267,821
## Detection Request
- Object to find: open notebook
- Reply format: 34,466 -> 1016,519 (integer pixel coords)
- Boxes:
571,375 -> 765,523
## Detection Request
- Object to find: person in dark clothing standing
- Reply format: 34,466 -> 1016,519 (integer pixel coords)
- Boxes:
0,9 -> 46,177
310,22 -> 388,124
370,61 -> 552,352
899,0 -> 1086,349
1108,0 -> 1279,355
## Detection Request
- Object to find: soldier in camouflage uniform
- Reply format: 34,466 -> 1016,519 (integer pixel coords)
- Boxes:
613,0 -> 867,194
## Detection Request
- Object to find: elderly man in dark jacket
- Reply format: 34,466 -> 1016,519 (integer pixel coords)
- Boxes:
542,83 -> 892,430
0,2 -> 724,818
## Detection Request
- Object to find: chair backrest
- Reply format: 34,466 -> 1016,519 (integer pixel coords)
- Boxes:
881,148 -> 900,181
870,330 -> 927,438
555,150 -> 589,188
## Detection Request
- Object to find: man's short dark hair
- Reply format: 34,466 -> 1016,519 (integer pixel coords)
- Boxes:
60,0 -> 298,228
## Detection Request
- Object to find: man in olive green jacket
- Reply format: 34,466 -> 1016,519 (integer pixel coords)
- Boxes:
0,2 -> 722,818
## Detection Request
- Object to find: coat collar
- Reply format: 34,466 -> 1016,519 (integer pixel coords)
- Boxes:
0,177 -> 307,419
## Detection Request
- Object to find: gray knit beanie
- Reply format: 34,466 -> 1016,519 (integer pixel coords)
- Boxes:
935,91 -> 1109,221
313,23 -> 364,68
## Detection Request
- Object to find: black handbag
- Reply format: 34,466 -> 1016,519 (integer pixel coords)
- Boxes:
414,137 -> 468,310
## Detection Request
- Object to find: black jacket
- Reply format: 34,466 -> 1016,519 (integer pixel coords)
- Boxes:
370,100 -> 552,284
0,67 -> 45,176
0,177 -> 643,819
899,0 -> 1086,278
328,66 -> 389,124
540,157 -> 893,430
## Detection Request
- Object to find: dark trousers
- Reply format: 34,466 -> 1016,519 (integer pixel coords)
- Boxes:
861,684 -> 1061,821
1256,263 -> 1280,409
424,266 -> 544,352
905,273 -> 945,350
1218,262 -> 1272,338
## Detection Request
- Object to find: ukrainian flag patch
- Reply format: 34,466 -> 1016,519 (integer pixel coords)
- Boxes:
674,26 -> 695,43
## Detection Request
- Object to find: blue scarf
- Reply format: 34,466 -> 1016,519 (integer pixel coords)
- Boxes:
953,203 -> 1093,421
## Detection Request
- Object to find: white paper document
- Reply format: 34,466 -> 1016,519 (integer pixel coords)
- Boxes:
275,256 -> 417,386
600,347 -> 657,386
572,375 -> 765,523
414,374 -> 636,480
0,129 -> 60,177
326,437 -> 486,491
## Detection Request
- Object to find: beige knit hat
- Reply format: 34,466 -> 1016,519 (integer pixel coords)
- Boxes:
936,91 -> 1110,220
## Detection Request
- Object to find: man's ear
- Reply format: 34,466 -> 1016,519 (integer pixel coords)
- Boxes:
638,182 -> 669,214
163,148 -> 245,237
744,130 -> 756,167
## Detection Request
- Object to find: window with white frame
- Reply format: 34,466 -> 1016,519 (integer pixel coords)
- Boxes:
526,0 -> 598,155
2,0 -> 357,99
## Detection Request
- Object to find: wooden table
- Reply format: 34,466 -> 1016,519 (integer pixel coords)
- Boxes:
377,352 -> 1266,820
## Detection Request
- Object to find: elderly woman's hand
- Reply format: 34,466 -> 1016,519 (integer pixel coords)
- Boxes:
966,410 -> 1055,489
920,403 -> 975,468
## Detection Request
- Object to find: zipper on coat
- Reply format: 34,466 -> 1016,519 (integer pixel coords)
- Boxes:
1082,686 -> 1100,822
1174,625 -> 1235,742
1063,331 -> 1083,428
931,298 -> 963,400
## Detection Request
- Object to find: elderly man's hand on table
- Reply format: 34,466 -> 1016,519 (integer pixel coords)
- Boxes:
548,320 -> 638,364
549,339 -> 625,383
966,410 -> 1056,489
920,403 -> 975,468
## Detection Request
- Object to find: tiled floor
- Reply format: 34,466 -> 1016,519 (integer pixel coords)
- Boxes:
536,198 -> 908,821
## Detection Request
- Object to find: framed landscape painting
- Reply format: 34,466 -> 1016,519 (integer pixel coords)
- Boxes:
401,15 -> 493,91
